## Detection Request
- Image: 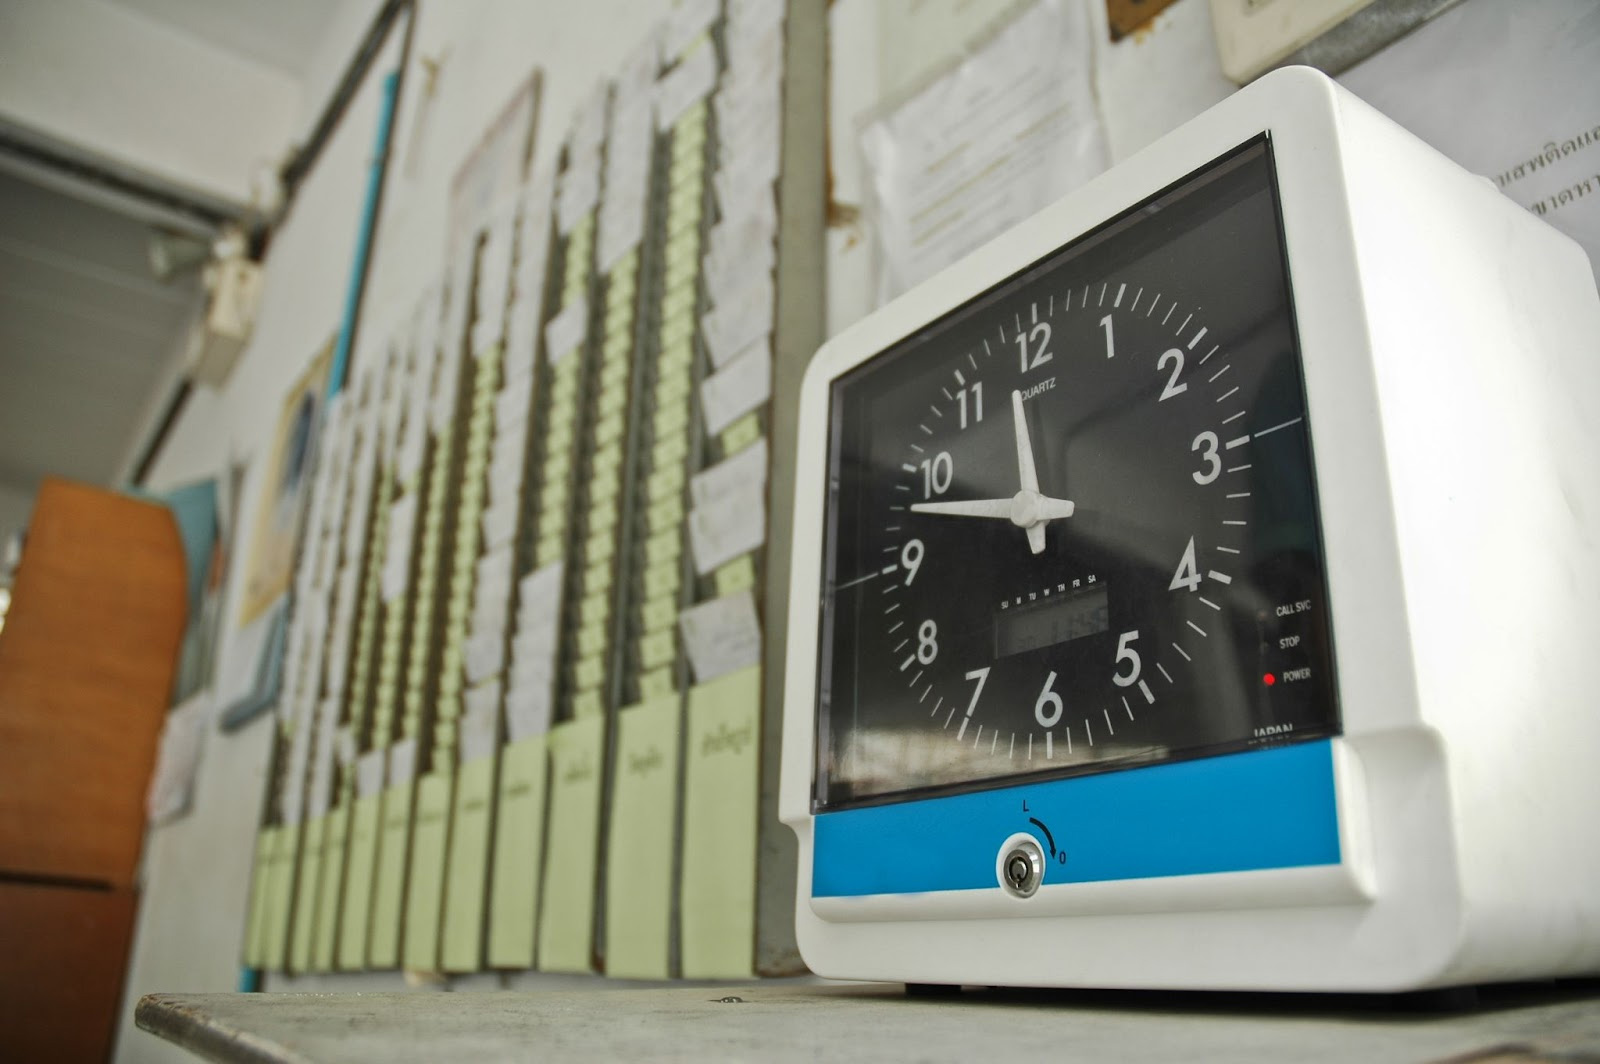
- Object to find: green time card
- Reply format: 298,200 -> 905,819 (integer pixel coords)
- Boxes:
603,695 -> 682,979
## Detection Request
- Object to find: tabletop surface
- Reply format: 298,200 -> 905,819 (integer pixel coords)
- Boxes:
137,980 -> 1600,1064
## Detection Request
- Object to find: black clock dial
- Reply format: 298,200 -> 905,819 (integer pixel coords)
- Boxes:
815,138 -> 1340,811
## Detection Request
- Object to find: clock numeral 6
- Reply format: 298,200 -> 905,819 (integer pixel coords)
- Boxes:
900,539 -> 924,585
1191,431 -> 1221,485
1113,630 -> 1142,687
917,619 -> 939,664
1034,670 -> 1064,728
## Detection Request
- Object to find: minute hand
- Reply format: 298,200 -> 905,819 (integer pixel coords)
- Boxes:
910,496 -> 1075,522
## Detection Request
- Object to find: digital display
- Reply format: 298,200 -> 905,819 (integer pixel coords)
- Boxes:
815,139 -> 1341,811
996,585 -> 1109,658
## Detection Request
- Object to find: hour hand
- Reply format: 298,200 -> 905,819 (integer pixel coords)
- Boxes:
909,498 -> 1014,520
1013,389 -> 1040,494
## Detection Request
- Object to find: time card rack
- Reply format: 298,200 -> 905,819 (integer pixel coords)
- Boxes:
241,0 -> 824,982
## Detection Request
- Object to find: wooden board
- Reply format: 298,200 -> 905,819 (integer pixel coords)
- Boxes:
0,477 -> 187,885
0,882 -> 137,1064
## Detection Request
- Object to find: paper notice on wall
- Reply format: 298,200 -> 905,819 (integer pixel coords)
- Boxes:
145,692 -> 212,825
678,590 -> 763,684
859,0 -> 1105,303
1339,0 -> 1600,273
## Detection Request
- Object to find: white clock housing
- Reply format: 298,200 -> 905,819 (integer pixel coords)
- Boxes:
780,67 -> 1600,992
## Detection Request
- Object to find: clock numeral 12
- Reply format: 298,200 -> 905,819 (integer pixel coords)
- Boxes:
1016,321 -> 1053,371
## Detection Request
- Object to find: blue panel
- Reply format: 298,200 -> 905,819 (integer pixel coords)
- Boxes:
813,741 -> 1340,897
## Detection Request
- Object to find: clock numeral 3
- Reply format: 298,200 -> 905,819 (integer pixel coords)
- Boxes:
1192,431 -> 1221,485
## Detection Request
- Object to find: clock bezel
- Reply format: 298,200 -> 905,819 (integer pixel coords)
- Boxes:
783,70 -> 1416,826
810,133 -> 1344,813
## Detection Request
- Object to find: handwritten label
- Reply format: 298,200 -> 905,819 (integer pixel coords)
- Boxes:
655,40 -> 718,132
460,713 -> 499,764
662,0 -> 720,60
691,437 -> 768,510
357,749 -> 387,797
544,297 -> 589,365
388,738 -> 417,785
702,273 -> 773,370
689,487 -> 764,576
679,589 -> 762,684
700,340 -> 771,437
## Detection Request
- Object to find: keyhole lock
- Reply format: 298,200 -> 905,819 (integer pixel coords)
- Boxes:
999,837 -> 1044,898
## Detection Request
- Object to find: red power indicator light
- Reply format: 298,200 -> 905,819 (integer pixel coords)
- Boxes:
1263,673 -> 1276,686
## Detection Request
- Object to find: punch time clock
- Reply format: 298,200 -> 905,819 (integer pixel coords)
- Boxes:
780,67 -> 1600,992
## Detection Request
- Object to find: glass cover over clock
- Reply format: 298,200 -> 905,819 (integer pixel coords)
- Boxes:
816,138 -> 1341,811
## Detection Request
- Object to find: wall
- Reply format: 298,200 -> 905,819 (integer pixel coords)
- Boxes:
115,0 -> 1585,1059
0,0 -> 301,207
825,0 -> 1234,337
114,2 -> 688,1059
0,483 -> 33,546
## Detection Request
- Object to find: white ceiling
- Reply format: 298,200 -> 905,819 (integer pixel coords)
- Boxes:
0,0 -> 356,533
0,169 -> 204,499
102,0 -> 343,77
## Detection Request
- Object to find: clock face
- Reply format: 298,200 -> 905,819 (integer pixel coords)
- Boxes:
815,138 -> 1341,810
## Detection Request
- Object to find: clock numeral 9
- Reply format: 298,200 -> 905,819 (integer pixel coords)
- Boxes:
1191,431 -> 1221,484
919,451 -> 953,497
1015,321 -> 1053,372
1035,671 -> 1064,728
917,619 -> 939,665
900,539 -> 924,585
